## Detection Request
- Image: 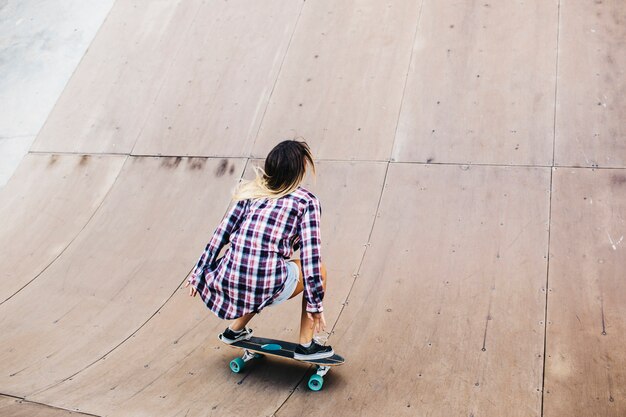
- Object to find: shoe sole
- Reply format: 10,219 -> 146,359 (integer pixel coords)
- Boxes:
293,349 -> 335,361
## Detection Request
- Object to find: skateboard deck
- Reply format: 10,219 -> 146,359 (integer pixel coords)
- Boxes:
220,334 -> 344,391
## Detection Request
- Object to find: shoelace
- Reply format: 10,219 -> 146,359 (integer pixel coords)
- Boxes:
312,334 -> 329,346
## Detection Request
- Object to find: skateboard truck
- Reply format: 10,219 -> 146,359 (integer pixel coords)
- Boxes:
229,349 -> 264,373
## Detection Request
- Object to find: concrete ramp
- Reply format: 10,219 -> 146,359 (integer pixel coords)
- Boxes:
0,154 -> 124,303
1,0 -> 624,416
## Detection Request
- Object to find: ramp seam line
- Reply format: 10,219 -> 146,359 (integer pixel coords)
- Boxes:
248,0 -> 307,158
0,155 -> 129,306
27,281 -> 182,398
540,164 -> 554,417
28,158 -> 252,402
26,151 -> 626,170
272,160 -> 391,416
325,161 -> 391,335
389,0 -> 426,162
542,0 -> 561,415
0,393 -> 102,417
127,1 -> 206,156
551,0 -> 561,168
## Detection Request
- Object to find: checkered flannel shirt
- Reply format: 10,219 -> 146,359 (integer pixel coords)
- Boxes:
188,187 -> 324,319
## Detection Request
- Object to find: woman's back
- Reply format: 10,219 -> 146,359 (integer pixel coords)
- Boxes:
199,186 -> 323,319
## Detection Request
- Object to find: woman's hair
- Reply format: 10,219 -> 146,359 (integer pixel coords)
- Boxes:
233,140 -> 315,201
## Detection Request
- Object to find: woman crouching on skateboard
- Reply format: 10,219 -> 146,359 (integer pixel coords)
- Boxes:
185,140 -> 333,360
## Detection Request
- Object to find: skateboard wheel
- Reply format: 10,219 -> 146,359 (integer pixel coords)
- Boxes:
308,374 -> 324,391
230,357 -> 245,373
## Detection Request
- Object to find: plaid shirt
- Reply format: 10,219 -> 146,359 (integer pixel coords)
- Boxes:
188,187 -> 324,319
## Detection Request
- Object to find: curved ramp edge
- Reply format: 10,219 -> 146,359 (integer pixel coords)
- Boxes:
0,154 -> 125,303
0,395 -> 95,417
0,157 -> 244,397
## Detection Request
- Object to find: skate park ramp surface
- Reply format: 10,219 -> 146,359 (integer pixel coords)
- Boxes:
0,0 -> 624,416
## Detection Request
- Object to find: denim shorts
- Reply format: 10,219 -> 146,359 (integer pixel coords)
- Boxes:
270,261 -> 300,307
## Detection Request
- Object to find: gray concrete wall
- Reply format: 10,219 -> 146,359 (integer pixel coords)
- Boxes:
0,0 -> 114,187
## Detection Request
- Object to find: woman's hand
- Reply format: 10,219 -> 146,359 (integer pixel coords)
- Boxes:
307,311 -> 327,333
184,280 -> 197,297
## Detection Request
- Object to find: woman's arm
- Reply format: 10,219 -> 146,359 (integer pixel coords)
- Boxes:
299,198 -> 324,313
188,199 -> 248,287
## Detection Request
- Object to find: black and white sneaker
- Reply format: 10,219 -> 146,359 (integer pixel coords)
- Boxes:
220,326 -> 253,344
293,339 -> 334,361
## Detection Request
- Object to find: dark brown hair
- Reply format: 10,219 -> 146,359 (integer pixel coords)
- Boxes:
263,140 -> 315,192
233,140 -> 315,201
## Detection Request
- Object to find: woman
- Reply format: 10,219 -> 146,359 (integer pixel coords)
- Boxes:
186,140 -> 333,360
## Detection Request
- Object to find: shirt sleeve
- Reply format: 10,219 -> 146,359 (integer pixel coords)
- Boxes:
298,197 -> 324,313
188,199 -> 248,287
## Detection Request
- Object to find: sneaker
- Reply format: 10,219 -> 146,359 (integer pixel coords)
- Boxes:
293,339 -> 334,361
220,326 -> 253,344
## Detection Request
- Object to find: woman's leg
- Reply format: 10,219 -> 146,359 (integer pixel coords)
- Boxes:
230,312 -> 255,331
230,261 -> 327,334
288,260 -> 327,344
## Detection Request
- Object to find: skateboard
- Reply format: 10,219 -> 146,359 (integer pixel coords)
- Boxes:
220,334 -> 344,391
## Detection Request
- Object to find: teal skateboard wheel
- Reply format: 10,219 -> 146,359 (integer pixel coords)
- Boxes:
230,357 -> 245,373
308,374 -> 324,391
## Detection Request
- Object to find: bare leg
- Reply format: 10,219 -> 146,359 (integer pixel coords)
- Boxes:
230,312 -> 255,331
299,296 -> 314,344
288,260 -> 327,344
